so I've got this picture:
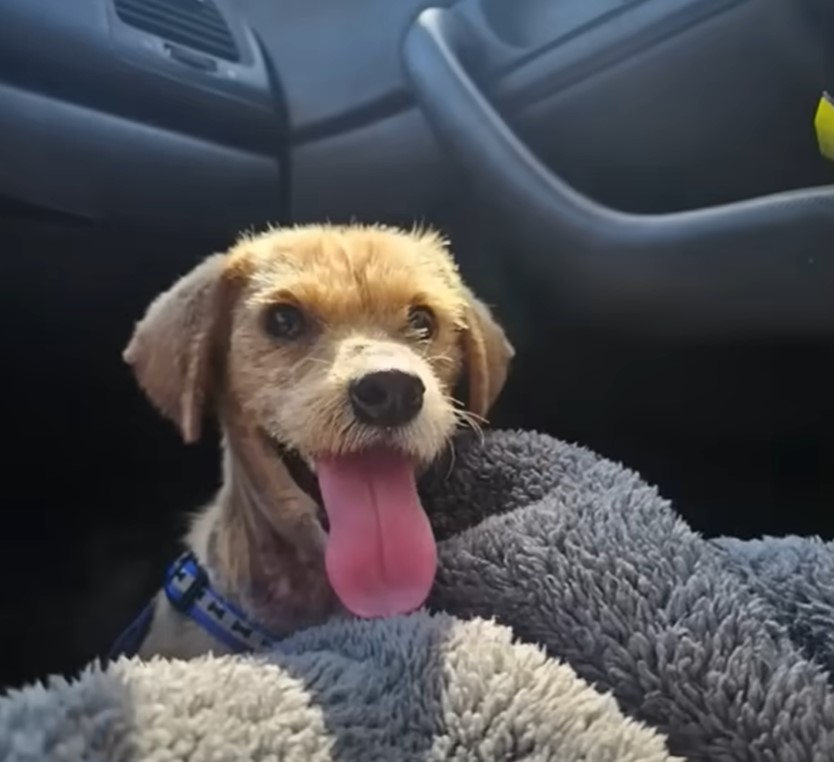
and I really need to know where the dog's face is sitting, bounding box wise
[125,225,513,462]
[227,227,472,466]
[124,225,514,620]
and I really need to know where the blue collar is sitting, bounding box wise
[108,552,279,660]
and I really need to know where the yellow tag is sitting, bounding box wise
[815,92,834,161]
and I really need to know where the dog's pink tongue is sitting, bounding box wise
[315,450,437,618]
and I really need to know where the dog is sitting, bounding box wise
[117,224,514,660]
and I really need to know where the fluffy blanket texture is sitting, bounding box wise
[2,430,834,761]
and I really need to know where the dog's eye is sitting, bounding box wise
[407,306,436,339]
[264,303,306,340]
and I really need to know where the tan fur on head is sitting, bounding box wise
[124,224,513,460]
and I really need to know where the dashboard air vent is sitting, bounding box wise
[114,0,239,62]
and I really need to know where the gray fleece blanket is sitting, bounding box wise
[3,430,834,762]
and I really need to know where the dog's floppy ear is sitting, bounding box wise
[460,289,515,419]
[123,254,235,443]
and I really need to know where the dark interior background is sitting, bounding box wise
[1,0,833,692]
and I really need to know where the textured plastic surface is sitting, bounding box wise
[238,0,456,140]
[0,83,282,234]
[0,0,285,232]
[487,0,833,211]
[288,0,830,223]
[0,0,281,152]
[477,0,642,49]
[403,7,834,338]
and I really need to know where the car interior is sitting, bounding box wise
[1,0,833,692]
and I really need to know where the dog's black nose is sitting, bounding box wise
[349,370,425,427]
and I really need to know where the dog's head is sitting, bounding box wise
[124,225,513,618]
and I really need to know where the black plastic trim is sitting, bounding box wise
[0,82,282,234]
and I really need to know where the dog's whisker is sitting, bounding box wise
[444,441,457,481]
[424,354,455,366]
[449,396,489,426]
[291,356,331,371]
[453,409,486,445]
[454,412,483,436]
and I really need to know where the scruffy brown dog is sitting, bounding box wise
[121,224,513,659]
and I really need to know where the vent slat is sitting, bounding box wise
[114,0,239,63]
[119,0,228,35]
[118,6,235,49]
[119,12,236,59]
